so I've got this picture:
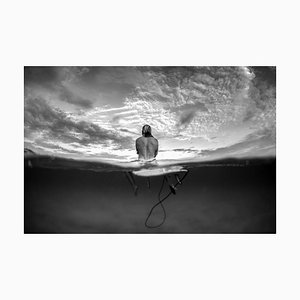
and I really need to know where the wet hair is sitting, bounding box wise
[142,124,152,137]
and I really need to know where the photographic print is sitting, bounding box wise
[24,66,276,233]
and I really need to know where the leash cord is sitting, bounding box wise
[144,170,189,228]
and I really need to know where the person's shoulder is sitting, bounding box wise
[136,136,143,143]
[151,137,158,144]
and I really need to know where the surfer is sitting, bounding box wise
[126,125,158,195]
[135,124,158,161]
[126,124,177,195]
[137,125,177,193]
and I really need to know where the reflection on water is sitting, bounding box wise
[24,151,275,172]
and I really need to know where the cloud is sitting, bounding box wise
[25,67,141,109]
[24,97,134,155]
[121,67,259,138]
[24,67,276,160]
[57,86,93,108]
[25,67,94,108]
[200,129,275,159]
[173,102,209,126]
[25,67,58,86]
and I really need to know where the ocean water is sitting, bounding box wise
[24,154,276,233]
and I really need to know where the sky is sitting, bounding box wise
[24,66,276,162]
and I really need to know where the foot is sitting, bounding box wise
[169,184,177,195]
[175,174,182,185]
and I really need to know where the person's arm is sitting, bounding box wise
[154,140,158,157]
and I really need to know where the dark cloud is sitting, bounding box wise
[119,128,139,135]
[243,67,276,123]
[172,102,208,126]
[180,110,197,126]
[58,87,93,108]
[24,67,58,86]
[248,80,276,111]
[24,67,139,108]
[24,97,133,149]
[25,67,94,108]
[249,66,276,86]
[60,67,140,108]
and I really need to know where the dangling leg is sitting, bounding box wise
[125,172,138,196]
[165,175,177,195]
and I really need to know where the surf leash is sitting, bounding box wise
[144,170,189,229]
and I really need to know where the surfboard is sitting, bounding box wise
[132,165,188,177]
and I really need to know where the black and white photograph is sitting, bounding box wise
[24,66,276,233]
[3,1,300,299]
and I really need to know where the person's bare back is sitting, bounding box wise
[135,125,158,160]
[136,136,158,160]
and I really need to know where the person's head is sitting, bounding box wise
[142,124,152,137]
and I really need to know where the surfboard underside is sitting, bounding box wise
[133,166,188,177]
